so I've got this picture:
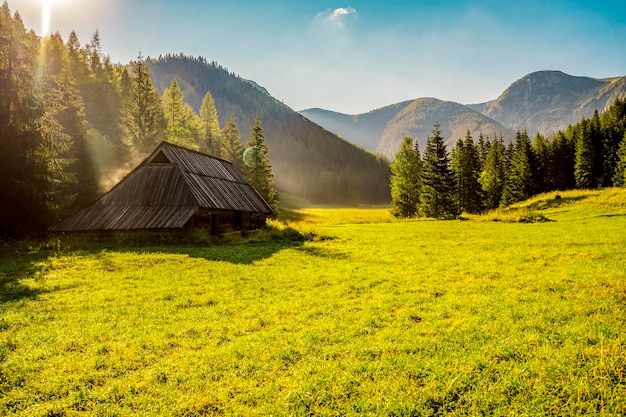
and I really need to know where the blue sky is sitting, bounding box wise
[8,0,626,114]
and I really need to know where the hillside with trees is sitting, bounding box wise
[148,55,391,206]
[0,4,390,237]
[391,99,626,217]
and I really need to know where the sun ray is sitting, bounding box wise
[41,0,52,36]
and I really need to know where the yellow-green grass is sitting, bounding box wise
[1,189,625,416]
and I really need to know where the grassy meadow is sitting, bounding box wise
[1,189,625,416]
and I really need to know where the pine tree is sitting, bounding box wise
[477,133,489,170]
[162,78,201,149]
[244,116,278,211]
[121,53,166,154]
[548,131,576,191]
[0,4,61,234]
[452,131,483,213]
[419,123,458,218]
[199,90,222,156]
[479,136,506,210]
[575,117,596,188]
[221,113,245,171]
[601,98,626,186]
[501,130,535,206]
[532,132,549,193]
[390,136,422,217]
[41,33,99,216]
[614,131,626,187]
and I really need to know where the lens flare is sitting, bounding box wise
[243,146,261,168]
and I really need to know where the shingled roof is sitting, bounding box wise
[49,142,275,232]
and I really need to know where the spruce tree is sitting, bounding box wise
[452,131,483,213]
[548,131,576,191]
[614,132,626,187]
[479,136,506,210]
[162,78,201,149]
[575,117,596,188]
[532,132,549,193]
[221,113,245,171]
[41,33,99,215]
[501,130,535,206]
[390,136,422,218]
[244,116,278,211]
[419,123,458,218]
[121,53,166,154]
[199,90,222,156]
[0,4,60,234]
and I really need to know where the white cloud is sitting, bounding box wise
[314,7,357,29]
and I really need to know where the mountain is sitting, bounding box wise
[301,71,626,159]
[148,55,390,205]
[471,71,626,135]
[301,99,513,159]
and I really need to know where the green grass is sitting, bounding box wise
[1,189,625,416]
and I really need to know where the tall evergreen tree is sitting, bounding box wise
[221,113,245,171]
[501,130,535,206]
[162,78,201,149]
[532,132,549,193]
[614,131,626,187]
[244,116,278,211]
[600,98,626,186]
[477,133,489,170]
[0,4,60,234]
[199,89,222,156]
[452,131,483,213]
[121,53,166,154]
[390,136,422,217]
[548,131,576,191]
[419,123,458,218]
[479,136,506,210]
[575,117,596,188]
[41,33,99,215]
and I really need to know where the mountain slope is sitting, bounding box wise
[301,99,512,159]
[149,56,390,204]
[301,71,626,159]
[476,71,626,134]
[377,98,513,157]
[300,101,412,152]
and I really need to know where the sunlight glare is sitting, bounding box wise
[41,0,69,36]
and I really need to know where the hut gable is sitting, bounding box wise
[49,142,274,232]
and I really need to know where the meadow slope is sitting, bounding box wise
[1,189,625,416]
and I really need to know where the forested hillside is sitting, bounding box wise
[390,99,626,218]
[0,4,390,237]
[148,56,391,206]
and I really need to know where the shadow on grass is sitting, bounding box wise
[527,194,590,211]
[0,249,50,303]
[145,239,306,265]
[50,224,318,266]
[294,245,348,260]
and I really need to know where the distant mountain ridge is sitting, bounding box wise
[473,70,626,134]
[301,99,513,159]
[300,71,626,158]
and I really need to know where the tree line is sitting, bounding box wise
[0,3,275,237]
[391,98,626,218]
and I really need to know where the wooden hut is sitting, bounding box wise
[49,142,275,235]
